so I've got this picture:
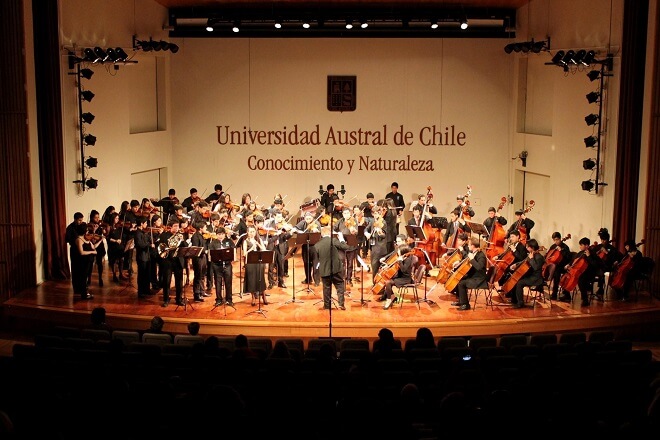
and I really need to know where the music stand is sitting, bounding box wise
[429,216,448,230]
[353,254,371,306]
[234,233,247,298]
[296,232,321,296]
[353,225,367,283]
[466,221,490,247]
[173,246,204,311]
[245,250,274,318]
[283,236,303,304]
[210,248,236,315]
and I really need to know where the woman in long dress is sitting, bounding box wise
[242,225,268,306]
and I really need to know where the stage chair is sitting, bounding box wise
[395,264,426,309]
[632,257,655,300]
[469,266,496,310]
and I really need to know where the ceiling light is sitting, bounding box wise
[585,114,599,126]
[81,90,95,102]
[83,134,97,146]
[232,21,240,33]
[583,159,596,170]
[459,18,468,30]
[302,21,310,29]
[360,20,368,29]
[80,68,94,80]
[81,112,95,124]
[584,136,598,148]
[345,20,353,30]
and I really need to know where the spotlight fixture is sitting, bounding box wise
[572,49,586,65]
[85,157,98,168]
[531,41,547,53]
[83,134,97,146]
[459,17,468,30]
[105,48,119,62]
[168,43,179,54]
[114,47,129,61]
[586,91,600,104]
[80,68,94,80]
[560,50,575,66]
[504,43,515,54]
[587,70,601,81]
[513,43,523,53]
[551,50,565,64]
[81,112,95,124]
[73,178,98,190]
[93,47,108,63]
[83,48,96,62]
[585,114,599,126]
[581,180,595,192]
[582,50,596,65]
[584,136,598,148]
[345,20,353,30]
[583,159,596,170]
[80,90,95,102]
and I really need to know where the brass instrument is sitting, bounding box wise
[159,232,183,258]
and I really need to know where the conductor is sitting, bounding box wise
[315,226,350,310]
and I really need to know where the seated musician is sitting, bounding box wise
[610,239,643,302]
[593,228,622,298]
[455,194,475,219]
[494,229,528,293]
[446,233,470,297]
[545,232,573,301]
[452,237,488,311]
[407,204,424,228]
[563,237,601,306]
[366,208,388,281]
[410,193,437,216]
[294,211,322,285]
[509,238,546,309]
[381,244,416,310]
[443,209,470,246]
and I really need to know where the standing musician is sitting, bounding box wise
[315,226,350,310]
[544,232,573,301]
[453,237,488,311]
[134,216,155,299]
[86,209,106,287]
[507,209,535,239]
[320,184,341,222]
[182,187,200,213]
[494,229,528,292]
[563,237,601,306]
[139,197,159,219]
[159,221,187,307]
[242,223,268,306]
[455,194,475,219]
[378,198,398,254]
[294,211,322,285]
[334,207,359,287]
[445,233,470,297]
[167,204,187,226]
[509,238,546,309]
[148,215,164,292]
[385,182,406,233]
[122,200,141,277]
[483,206,507,235]
[106,212,124,282]
[365,206,388,280]
[593,228,622,299]
[152,188,179,225]
[359,192,376,219]
[381,244,416,310]
[190,220,209,302]
[264,209,293,289]
[353,204,373,261]
[189,200,211,226]
[205,184,224,211]
[208,226,235,307]
[443,209,471,248]
[205,212,223,293]
[410,193,437,218]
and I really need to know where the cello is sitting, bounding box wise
[486,197,508,262]
[542,234,571,272]
[500,259,532,295]
[609,240,644,290]
[491,246,516,284]
[558,253,590,293]
[516,200,535,245]
[371,251,414,295]
[444,257,473,292]
[436,250,463,284]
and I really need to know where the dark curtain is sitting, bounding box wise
[33,0,70,280]
[612,0,648,249]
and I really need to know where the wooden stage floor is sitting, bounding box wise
[3,256,660,344]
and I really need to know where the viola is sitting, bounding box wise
[501,259,532,295]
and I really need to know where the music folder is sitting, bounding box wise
[429,216,448,229]
[173,246,204,258]
[210,248,234,263]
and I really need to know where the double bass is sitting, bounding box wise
[418,186,439,267]
[486,197,508,262]
[609,240,644,290]
[460,185,473,221]
[516,200,535,245]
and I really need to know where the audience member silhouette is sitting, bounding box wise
[87,306,114,332]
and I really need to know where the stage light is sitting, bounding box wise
[80,68,94,80]
[531,41,547,53]
[105,48,119,62]
[587,70,601,81]
[81,90,95,102]
[585,114,599,126]
[581,180,595,192]
[137,40,153,51]
[115,47,129,61]
[504,43,515,54]
[583,159,596,170]
[586,91,600,104]
[360,20,368,29]
[345,20,353,29]
[85,157,98,168]
[302,21,310,29]
[513,43,523,53]
[81,112,95,124]
[83,48,96,62]
[560,50,575,66]
[93,47,108,63]
[584,136,598,148]
[232,21,240,33]
[206,22,214,32]
[83,134,96,146]
[168,43,179,53]
[572,49,586,65]
[551,51,565,64]
[431,19,439,29]
[459,17,468,30]
[74,178,98,190]
[582,50,596,65]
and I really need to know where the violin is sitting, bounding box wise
[258,227,279,237]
